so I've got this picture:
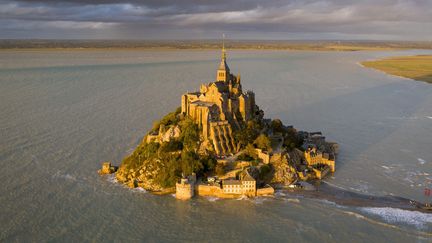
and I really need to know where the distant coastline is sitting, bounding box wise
[1,39,432,51]
[361,55,432,84]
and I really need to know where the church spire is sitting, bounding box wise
[216,33,230,82]
[222,33,226,60]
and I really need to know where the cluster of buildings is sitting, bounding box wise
[175,169,275,200]
[301,132,338,179]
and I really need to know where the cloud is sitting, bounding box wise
[1,0,431,40]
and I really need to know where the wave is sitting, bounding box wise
[105,174,118,183]
[52,171,76,181]
[386,116,418,120]
[283,198,300,203]
[131,187,147,193]
[360,207,432,229]
[418,158,426,165]
[426,116,432,120]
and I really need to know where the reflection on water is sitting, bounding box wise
[0,49,431,242]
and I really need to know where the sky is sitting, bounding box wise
[1,0,432,40]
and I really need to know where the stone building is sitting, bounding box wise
[181,46,257,155]
[98,162,116,175]
[221,170,256,196]
[304,146,335,173]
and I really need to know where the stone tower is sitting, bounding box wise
[216,38,230,82]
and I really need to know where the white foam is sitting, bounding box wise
[52,171,76,181]
[106,174,117,183]
[360,207,432,229]
[381,165,391,170]
[387,116,418,120]
[418,158,426,165]
[284,198,300,203]
[131,187,147,193]
[251,197,268,204]
[205,196,219,202]
[236,195,248,201]
[426,116,432,120]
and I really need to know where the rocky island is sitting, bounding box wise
[106,46,338,200]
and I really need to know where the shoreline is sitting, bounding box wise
[121,177,432,214]
[0,47,405,52]
[360,55,432,84]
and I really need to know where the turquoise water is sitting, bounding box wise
[1,49,432,242]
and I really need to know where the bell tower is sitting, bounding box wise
[216,34,230,82]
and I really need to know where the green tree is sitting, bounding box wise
[259,164,272,179]
[283,127,301,151]
[180,151,203,176]
[254,134,272,152]
[159,140,183,153]
[179,118,199,151]
[271,119,284,133]
[234,120,260,147]
[215,163,225,176]
[154,153,181,188]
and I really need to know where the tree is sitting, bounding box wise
[179,118,199,151]
[283,127,301,150]
[159,140,183,153]
[254,134,272,152]
[180,151,203,176]
[271,119,283,133]
[234,120,260,148]
[200,155,217,172]
[215,163,225,176]
[259,164,272,179]
[155,154,181,188]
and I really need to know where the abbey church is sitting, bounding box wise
[181,46,257,155]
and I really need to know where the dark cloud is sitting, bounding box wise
[1,0,431,40]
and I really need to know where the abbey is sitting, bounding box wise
[111,44,339,199]
[181,47,256,155]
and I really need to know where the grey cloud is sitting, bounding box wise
[1,0,431,40]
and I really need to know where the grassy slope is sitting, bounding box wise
[362,55,432,84]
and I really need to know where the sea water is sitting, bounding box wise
[1,49,432,242]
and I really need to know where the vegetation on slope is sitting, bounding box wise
[118,108,221,189]
[117,104,305,190]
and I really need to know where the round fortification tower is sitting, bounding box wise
[175,178,194,200]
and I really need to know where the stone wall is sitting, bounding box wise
[256,186,275,196]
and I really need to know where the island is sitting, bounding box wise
[362,55,432,84]
[103,45,338,200]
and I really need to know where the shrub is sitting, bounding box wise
[215,163,225,176]
[259,164,271,179]
[254,134,272,152]
[179,118,199,151]
[270,119,283,133]
[159,140,183,153]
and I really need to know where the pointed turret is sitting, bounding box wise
[216,35,230,82]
